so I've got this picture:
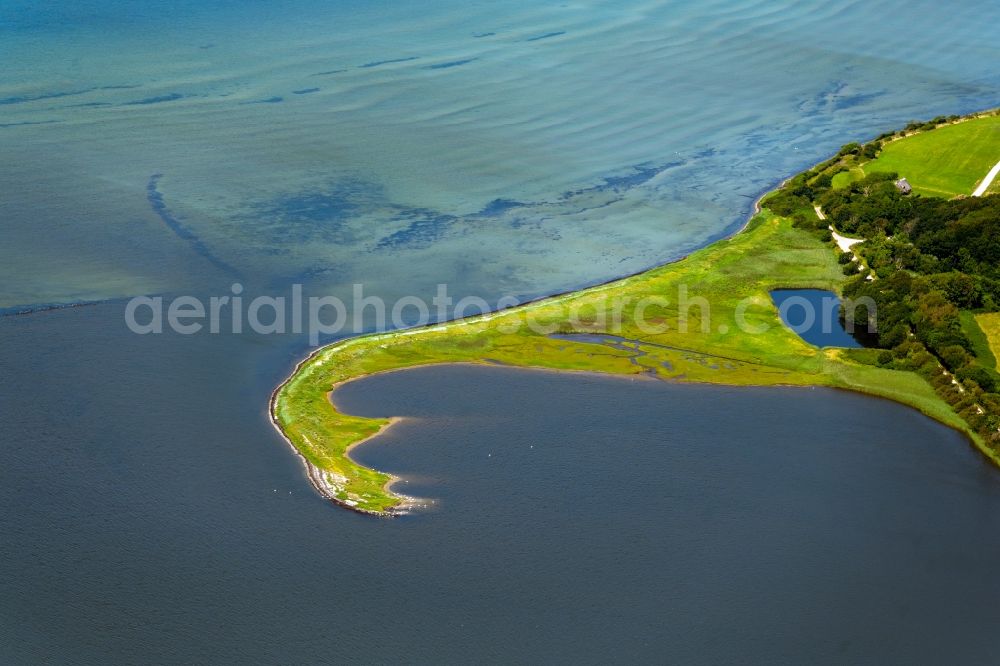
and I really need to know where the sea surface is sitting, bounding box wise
[2,1,1000,663]
[5,324,1000,664]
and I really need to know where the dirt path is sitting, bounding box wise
[815,206,864,253]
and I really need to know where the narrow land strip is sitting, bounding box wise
[273,109,1000,515]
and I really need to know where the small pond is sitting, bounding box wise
[770,289,863,348]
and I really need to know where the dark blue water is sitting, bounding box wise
[4,305,1000,663]
[772,289,863,348]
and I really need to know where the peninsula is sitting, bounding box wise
[272,109,1000,515]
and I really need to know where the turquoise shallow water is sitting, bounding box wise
[2,0,999,309]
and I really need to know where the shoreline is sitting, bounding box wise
[268,352,417,517]
[271,107,1000,516]
[267,178,786,517]
[271,357,664,516]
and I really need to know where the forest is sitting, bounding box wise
[764,139,1000,446]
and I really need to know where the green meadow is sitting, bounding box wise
[831,166,865,189]
[863,114,1000,197]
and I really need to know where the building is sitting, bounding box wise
[895,177,912,195]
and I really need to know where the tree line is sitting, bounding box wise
[764,132,1000,447]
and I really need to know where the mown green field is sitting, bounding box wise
[831,167,864,189]
[273,208,972,514]
[863,114,1000,197]
[976,313,1000,371]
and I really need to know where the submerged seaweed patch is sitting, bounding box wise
[600,163,681,191]
[561,160,684,200]
[237,158,693,255]
[375,211,458,250]
[525,31,566,42]
[478,199,525,216]
[0,88,94,105]
[0,119,60,128]
[359,56,421,69]
[426,58,477,70]
[124,93,184,106]
[147,174,241,277]
[249,179,386,245]
[798,81,886,116]
[241,96,284,105]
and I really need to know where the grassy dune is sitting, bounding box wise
[272,209,969,514]
[863,114,1000,197]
